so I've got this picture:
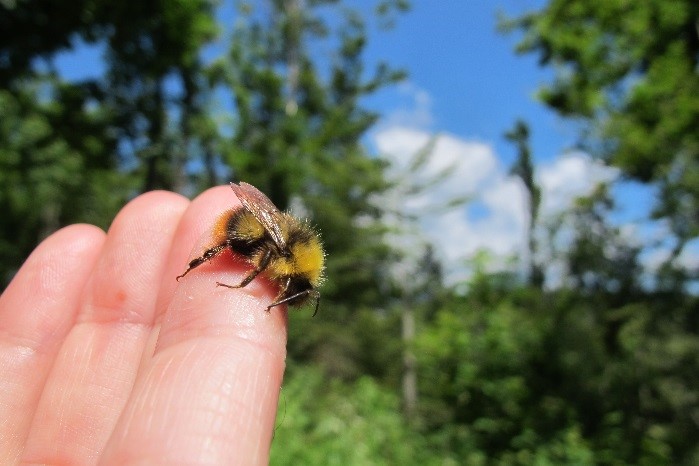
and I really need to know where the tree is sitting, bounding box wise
[497,9,699,460]
[502,1,699,274]
[0,81,121,284]
[0,0,218,285]
[0,0,123,283]
[505,119,543,287]
[101,0,218,192]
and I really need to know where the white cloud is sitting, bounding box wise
[375,125,526,283]
[538,152,619,216]
[376,127,498,198]
[371,84,622,285]
[678,244,699,272]
[639,224,699,275]
[380,82,435,130]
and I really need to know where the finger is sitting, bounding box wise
[0,224,105,464]
[101,185,287,465]
[21,191,189,465]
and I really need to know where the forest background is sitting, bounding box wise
[1,0,697,464]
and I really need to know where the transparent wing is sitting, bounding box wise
[230,182,287,250]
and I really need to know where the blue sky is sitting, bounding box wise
[52,1,692,283]
[363,0,570,163]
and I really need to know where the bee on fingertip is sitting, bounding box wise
[176,182,326,316]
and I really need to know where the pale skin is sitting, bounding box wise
[0,186,287,465]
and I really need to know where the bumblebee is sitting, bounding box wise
[177,182,325,316]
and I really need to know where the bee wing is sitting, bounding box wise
[230,182,287,250]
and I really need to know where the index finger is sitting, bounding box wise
[101,186,287,465]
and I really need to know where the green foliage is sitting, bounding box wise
[490,10,699,459]
[286,307,403,382]
[0,81,125,283]
[412,274,699,465]
[0,0,218,284]
[270,365,440,466]
[550,184,644,296]
[215,0,403,204]
[102,0,218,192]
[501,0,699,261]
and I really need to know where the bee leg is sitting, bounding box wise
[265,278,291,313]
[267,289,321,317]
[176,243,228,281]
[216,249,272,290]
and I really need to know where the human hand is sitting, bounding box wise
[0,186,286,465]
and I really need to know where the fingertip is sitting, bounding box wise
[107,190,189,234]
[0,222,107,375]
[162,265,288,352]
[174,185,241,252]
[42,223,106,254]
[2,224,106,304]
